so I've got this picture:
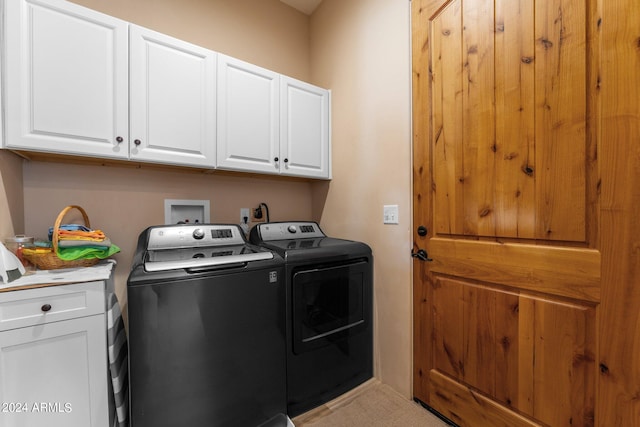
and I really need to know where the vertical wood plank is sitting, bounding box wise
[433,0,464,236]
[462,284,496,395]
[412,0,447,403]
[432,277,464,380]
[534,0,587,242]
[494,291,521,408]
[585,0,600,250]
[531,297,595,426]
[598,0,640,424]
[462,0,496,237]
[517,297,535,415]
[494,0,536,239]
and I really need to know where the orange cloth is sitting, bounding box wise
[57,229,106,241]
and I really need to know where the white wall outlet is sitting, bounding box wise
[240,208,250,224]
[383,204,399,224]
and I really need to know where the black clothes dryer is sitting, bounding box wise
[250,221,373,417]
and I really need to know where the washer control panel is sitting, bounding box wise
[146,224,244,250]
[254,222,325,241]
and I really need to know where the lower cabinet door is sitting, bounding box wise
[0,314,108,427]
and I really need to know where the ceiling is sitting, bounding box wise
[279,0,323,15]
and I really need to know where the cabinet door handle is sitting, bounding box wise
[116,136,123,143]
[274,157,279,162]
[284,158,289,163]
[134,139,141,146]
[41,304,52,312]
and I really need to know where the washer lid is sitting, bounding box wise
[137,224,275,272]
[144,248,273,272]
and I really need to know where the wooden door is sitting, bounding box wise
[412,0,640,426]
[412,0,640,427]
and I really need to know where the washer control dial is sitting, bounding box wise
[192,228,205,240]
[287,225,297,234]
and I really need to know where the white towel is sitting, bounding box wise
[107,293,129,427]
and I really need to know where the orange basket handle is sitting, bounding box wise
[52,205,91,253]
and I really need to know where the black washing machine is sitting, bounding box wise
[249,221,373,417]
[127,224,289,427]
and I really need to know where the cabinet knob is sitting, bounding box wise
[284,158,289,163]
[134,139,141,146]
[41,304,52,312]
[274,157,279,162]
[116,136,123,143]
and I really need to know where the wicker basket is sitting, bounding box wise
[23,205,101,270]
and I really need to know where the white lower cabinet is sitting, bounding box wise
[0,282,109,427]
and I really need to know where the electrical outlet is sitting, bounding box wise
[383,205,399,224]
[240,208,250,224]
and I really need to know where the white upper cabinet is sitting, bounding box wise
[280,76,330,179]
[216,55,331,179]
[129,25,217,167]
[4,0,129,158]
[2,0,330,178]
[216,54,280,174]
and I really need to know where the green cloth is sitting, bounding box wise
[57,244,120,261]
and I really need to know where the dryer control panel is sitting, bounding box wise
[252,222,325,241]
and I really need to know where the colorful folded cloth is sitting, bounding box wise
[48,224,92,240]
[22,244,121,261]
[58,237,112,249]
[22,247,52,256]
[58,229,106,240]
[56,244,121,261]
[42,224,120,261]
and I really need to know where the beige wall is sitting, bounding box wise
[70,0,311,81]
[0,151,24,237]
[310,0,413,397]
[23,162,314,308]
[2,0,415,401]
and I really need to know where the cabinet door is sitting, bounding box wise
[280,77,331,179]
[216,54,280,174]
[129,25,217,167]
[4,0,129,159]
[0,315,109,427]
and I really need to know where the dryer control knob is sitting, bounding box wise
[193,228,205,240]
[287,225,297,234]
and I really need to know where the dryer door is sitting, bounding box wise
[292,259,371,354]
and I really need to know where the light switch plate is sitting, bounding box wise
[383,205,399,224]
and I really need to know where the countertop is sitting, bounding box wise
[0,260,116,292]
